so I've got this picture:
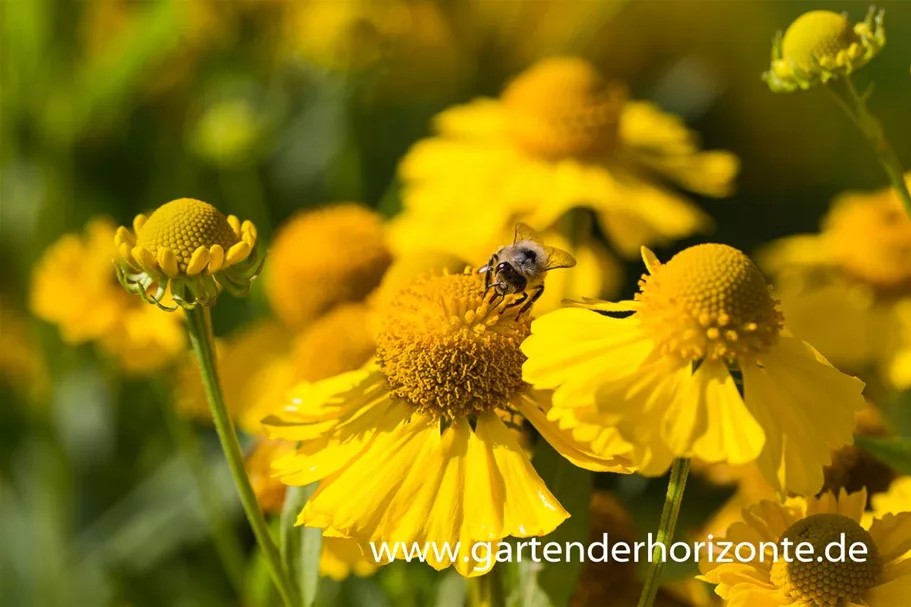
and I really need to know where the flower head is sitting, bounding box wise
[700,488,911,607]
[266,204,391,328]
[764,7,885,92]
[759,175,911,388]
[114,198,262,310]
[264,271,632,576]
[522,243,866,495]
[31,217,185,373]
[392,55,739,266]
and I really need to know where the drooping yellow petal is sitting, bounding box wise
[867,513,911,564]
[687,361,765,465]
[299,412,439,535]
[474,412,569,538]
[514,391,632,473]
[744,336,864,495]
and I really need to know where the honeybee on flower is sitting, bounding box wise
[480,223,577,317]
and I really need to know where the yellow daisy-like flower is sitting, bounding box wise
[522,243,866,496]
[763,7,885,93]
[392,56,739,262]
[699,488,911,607]
[263,271,633,577]
[30,217,185,373]
[759,176,911,388]
[114,198,262,310]
[266,204,391,329]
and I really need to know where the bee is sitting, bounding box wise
[479,223,577,317]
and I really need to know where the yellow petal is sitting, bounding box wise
[132,246,158,274]
[114,225,135,247]
[186,246,210,276]
[514,392,632,473]
[473,412,568,538]
[744,336,865,495]
[865,558,911,606]
[133,213,148,233]
[867,513,911,564]
[227,214,241,238]
[157,247,178,278]
[687,361,765,465]
[522,309,652,411]
[641,246,660,274]
[208,244,225,273]
[300,412,439,537]
[225,241,250,266]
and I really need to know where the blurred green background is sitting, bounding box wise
[3,1,911,606]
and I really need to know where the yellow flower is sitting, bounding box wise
[764,7,885,93]
[191,97,264,166]
[871,477,911,517]
[266,204,391,329]
[759,176,911,388]
[114,198,262,310]
[320,537,378,581]
[246,437,298,515]
[263,271,632,577]
[699,488,911,607]
[522,243,866,496]
[392,56,739,261]
[30,217,185,373]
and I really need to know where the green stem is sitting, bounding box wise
[840,76,911,216]
[467,566,505,607]
[160,388,246,592]
[185,305,299,607]
[636,457,691,607]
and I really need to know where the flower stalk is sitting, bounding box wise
[826,75,911,217]
[636,457,691,607]
[468,567,505,607]
[185,305,299,607]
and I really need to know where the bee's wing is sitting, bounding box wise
[543,246,577,270]
[514,222,544,245]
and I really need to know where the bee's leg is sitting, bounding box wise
[517,285,545,317]
[503,291,528,310]
[486,283,505,303]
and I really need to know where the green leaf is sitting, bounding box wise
[281,484,323,607]
[532,441,594,607]
[856,436,911,475]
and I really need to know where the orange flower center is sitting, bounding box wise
[636,244,782,363]
[501,57,626,160]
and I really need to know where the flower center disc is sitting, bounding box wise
[636,244,782,363]
[769,513,881,606]
[502,57,626,160]
[376,273,530,419]
[136,198,240,271]
[781,10,858,72]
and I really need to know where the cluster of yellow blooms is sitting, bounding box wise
[26,5,911,606]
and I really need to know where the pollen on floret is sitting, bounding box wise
[769,513,881,605]
[636,244,783,364]
[501,57,627,160]
[375,272,530,419]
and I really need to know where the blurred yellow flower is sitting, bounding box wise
[759,176,911,388]
[114,198,262,310]
[764,8,885,93]
[0,301,47,400]
[175,321,290,426]
[191,97,265,166]
[264,272,632,577]
[266,204,391,329]
[392,56,739,262]
[280,0,462,98]
[246,437,298,515]
[320,537,378,581]
[30,217,185,374]
[871,476,911,517]
[699,488,911,607]
[522,243,866,495]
